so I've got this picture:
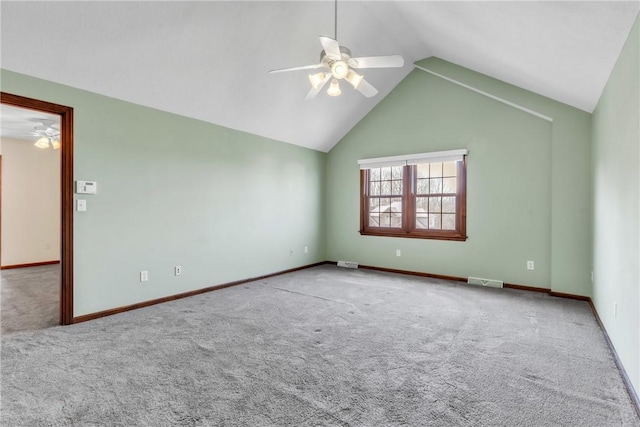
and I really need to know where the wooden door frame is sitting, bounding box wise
[1,92,74,325]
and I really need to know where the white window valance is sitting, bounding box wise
[357,149,468,170]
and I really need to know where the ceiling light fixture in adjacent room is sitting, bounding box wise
[34,136,51,149]
[33,136,61,150]
[30,119,61,150]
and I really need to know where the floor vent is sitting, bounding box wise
[468,276,503,288]
[337,261,359,269]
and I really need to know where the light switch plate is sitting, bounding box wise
[77,199,87,211]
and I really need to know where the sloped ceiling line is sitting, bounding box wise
[414,64,554,123]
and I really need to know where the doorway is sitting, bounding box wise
[0,92,74,328]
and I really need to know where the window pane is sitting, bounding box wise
[381,181,391,195]
[374,197,391,228]
[391,180,403,195]
[417,179,429,194]
[429,162,443,178]
[370,181,380,196]
[429,197,441,213]
[442,214,456,230]
[443,177,457,193]
[392,166,403,180]
[390,197,402,228]
[428,214,441,229]
[380,212,392,227]
[381,167,391,180]
[417,164,429,179]
[416,211,428,229]
[369,198,380,212]
[416,196,428,211]
[442,161,457,177]
[442,197,456,213]
[429,178,442,194]
[370,168,381,181]
[380,197,391,211]
[391,197,402,213]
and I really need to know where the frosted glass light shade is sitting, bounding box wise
[34,137,50,149]
[308,72,326,89]
[346,70,364,89]
[327,79,341,97]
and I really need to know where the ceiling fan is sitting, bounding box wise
[269,1,404,99]
[28,118,61,149]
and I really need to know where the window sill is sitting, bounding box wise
[359,229,468,241]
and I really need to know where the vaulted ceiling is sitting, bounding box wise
[1,1,638,152]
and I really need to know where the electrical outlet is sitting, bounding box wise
[614,302,617,318]
[527,261,534,270]
[140,271,148,282]
[591,271,594,282]
[396,249,401,257]
[175,265,182,276]
[304,246,308,254]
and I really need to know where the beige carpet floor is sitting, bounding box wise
[1,264,59,335]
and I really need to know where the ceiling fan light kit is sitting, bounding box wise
[327,79,342,97]
[346,70,363,89]
[269,0,404,99]
[34,136,52,149]
[30,119,61,150]
[309,72,326,89]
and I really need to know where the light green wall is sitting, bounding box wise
[1,70,326,316]
[327,58,592,294]
[592,14,639,393]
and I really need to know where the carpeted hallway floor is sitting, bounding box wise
[1,265,638,426]
[1,264,60,334]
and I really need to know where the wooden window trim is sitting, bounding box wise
[359,158,467,241]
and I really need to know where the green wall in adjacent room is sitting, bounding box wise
[592,14,640,393]
[1,69,327,316]
[326,58,592,295]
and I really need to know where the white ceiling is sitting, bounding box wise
[1,1,638,152]
[0,104,59,142]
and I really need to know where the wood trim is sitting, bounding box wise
[72,261,331,324]
[1,260,60,270]
[1,92,74,325]
[503,283,551,293]
[548,291,590,301]
[587,299,640,419]
[358,263,468,283]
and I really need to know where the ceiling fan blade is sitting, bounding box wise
[349,55,404,69]
[270,63,324,74]
[304,74,332,100]
[319,36,342,60]
[357,78,379,98]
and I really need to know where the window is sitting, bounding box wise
[359,150,467,241]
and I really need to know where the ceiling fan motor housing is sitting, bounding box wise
[320,46,352,65]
